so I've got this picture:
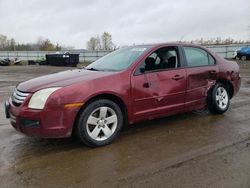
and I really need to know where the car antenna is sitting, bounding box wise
[179,34,186,43]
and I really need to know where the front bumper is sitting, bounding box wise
[5,98,80,138]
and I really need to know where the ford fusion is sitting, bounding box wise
[5,43,241,147]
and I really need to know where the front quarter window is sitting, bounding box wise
[86,47,149,71]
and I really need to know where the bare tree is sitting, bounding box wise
[101,32,114,50]
[0,34,7,50]
[86,36,101,50]
[86,32,115,51]
[10,38,16,51]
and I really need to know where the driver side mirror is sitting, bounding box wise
[140,67,145,74]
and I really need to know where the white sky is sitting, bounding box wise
[0,0,249,48]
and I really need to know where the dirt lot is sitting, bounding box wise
[1,62,250,188]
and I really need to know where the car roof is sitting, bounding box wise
[132,42,205,49]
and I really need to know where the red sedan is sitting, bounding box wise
[5,43,241,147]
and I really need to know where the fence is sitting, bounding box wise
[206,43,250,59]
[0,50,111,62]
[0,43,250,62]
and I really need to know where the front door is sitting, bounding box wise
[131,46,187,121]
[131,72,159,120]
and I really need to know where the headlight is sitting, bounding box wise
[28,87,61,109]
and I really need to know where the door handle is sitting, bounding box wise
[209,70,217,75]
[172,75,184,80]
[143,82,151,88]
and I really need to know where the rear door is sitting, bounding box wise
[182,46,218,111]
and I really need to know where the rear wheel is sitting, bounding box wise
[208,83,230,114]
[75,99,123,147]
[241,56,247,61]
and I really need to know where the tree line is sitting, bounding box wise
[0,32,116,51]
[189,37,250,45]
[1,32,250,52]
[0,34,62,51]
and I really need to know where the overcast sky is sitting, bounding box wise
[0,0,249,49]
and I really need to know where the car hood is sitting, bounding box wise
[17,69,116,93]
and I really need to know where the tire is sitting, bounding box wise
[75,99,123,147]
[208,83,230,114]
[241,56,247,61]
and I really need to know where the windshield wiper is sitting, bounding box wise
[85,67,100,71]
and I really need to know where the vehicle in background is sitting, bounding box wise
[5,43,241,147]
[35,57,47,65]
[13,58,22,65]
[235,47,250,60]
[0,58,11,66]
[233,49,240,60]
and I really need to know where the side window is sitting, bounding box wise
[135,47,179,74]
[208,54,216,65]
[184,47,210,67]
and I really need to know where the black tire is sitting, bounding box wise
[75,99,123,147]
[241,56,247,61]
[207,83,230,114]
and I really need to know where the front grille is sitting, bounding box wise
[12,88,30,106]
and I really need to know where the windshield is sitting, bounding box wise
[86,47,149,71]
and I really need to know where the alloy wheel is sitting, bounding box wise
[215,87,229,110]
[86,106,118,141]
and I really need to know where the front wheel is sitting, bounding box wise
[208,83,230,114]
[75,99,123,147]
